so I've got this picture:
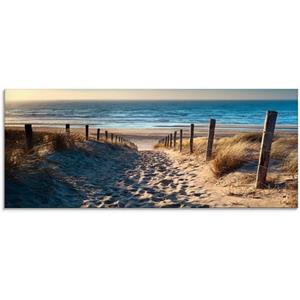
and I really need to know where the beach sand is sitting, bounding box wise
[5,126,297,208]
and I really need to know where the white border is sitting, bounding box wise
[0,1,299,299]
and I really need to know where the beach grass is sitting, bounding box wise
[5,129,136,173]
[158,132,298,179]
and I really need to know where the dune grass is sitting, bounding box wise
[5,129,137,174]
[211,142,256,177]
[5,130,80,172]
[157,132,298,179]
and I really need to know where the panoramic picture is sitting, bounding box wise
[4,89,298,208]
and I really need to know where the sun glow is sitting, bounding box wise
[5,89,298,102]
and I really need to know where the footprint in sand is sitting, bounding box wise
[78,149,209,208]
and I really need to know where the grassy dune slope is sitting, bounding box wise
[5,130,137,208]
[156,132,298,207]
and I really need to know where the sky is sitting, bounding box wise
[5,89,298,102]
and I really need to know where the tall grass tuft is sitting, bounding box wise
[211,142,253,177]
[52,133,76,151]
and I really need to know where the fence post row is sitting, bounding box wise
[206,119,216,161]
[22,124,135,150]
[170,133,173,148]
[190,123,194,154]
[25,124,33,149]
[256,110,278,189]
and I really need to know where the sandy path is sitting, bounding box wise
[80,149,209,208]
[114,151,209,208]
[6,141,209,208]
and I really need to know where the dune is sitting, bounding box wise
[5,128,298,208]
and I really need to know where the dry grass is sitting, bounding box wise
[5,130,81,173]
[283,151,298,175]
[5,129,137,173]
[211,142,255,177]
[51,133,77,151]
[179,137,207,156]
[271,136,298,176]
[271,136,297,159]
[156,132,298,179]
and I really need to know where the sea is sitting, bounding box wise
[5,100,298,128]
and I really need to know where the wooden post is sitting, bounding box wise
[164,137,167,147]
[97,128,100,141]
[206,119,216,161]
[170,133,173,148]
[256,111,278,188]
[85,125,89,140]
[167,135,170,147]
[66,124,70,134]
[25,124,33,149]
[190,124,194,154]
[111,133,114,142]
[179,129,183,152]
[105,130,108,141]
[174,131,177,149]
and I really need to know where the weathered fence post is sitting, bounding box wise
[206,119,216,161]
[25,124,33,149]
[66,124,70,134]
[97,128,100,141]
[170,133,173,148]
[111,133,114,142]
[179,129,183,152]
[166,135,169,147]
[256,111,278,188]
[85,125,89,140]
[190,124,194,154]
[174,131,177,149]
[164,137,167,147]
[115,135,118,143]
[105,130,108,141]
